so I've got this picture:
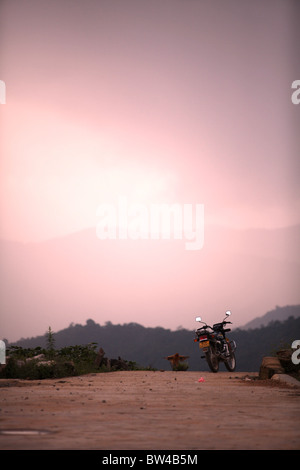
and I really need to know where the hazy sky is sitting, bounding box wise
[0,1,300,341]
[1,0,299,243]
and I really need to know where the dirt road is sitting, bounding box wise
[0,371,299,450]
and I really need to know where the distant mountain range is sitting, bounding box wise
[240,305,300,330]
[1,224,299,342]
[10,305,300,372]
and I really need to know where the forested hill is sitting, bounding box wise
[240,305,300,330]
[10,313,300,372]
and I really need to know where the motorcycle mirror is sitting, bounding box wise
[225,310,231,316]
[195,316,202,322]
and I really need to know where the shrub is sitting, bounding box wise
[1,343,99,379]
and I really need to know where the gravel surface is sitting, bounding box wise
[0,371,299,450]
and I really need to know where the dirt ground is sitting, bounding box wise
[0,371,299,450]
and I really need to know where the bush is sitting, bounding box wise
[0,342,153,379]
[0,357,78,380]
[0,343,99,380]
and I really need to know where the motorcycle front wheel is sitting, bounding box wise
[224,352,236,372]
[205,347,219,373]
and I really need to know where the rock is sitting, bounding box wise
[94,348,129,371]
[259,356,285,380]
[94,348,112,369]
[36,360,55,367]
[94,348,106,367]
[271,374,300,388]
[276,349,300,374]
[26,354,46,363]
[110,357,129,371]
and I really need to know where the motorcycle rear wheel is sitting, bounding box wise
[205,348,219,373]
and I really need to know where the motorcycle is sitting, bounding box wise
[194,310,237,372]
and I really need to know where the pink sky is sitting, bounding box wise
[0,1,299,340]
[0,0,299,243]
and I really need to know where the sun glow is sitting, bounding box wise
[98,167,176,206]
[95,167,182,242]
[0,101,179,241]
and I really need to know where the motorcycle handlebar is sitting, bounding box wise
[195,320,232,332]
